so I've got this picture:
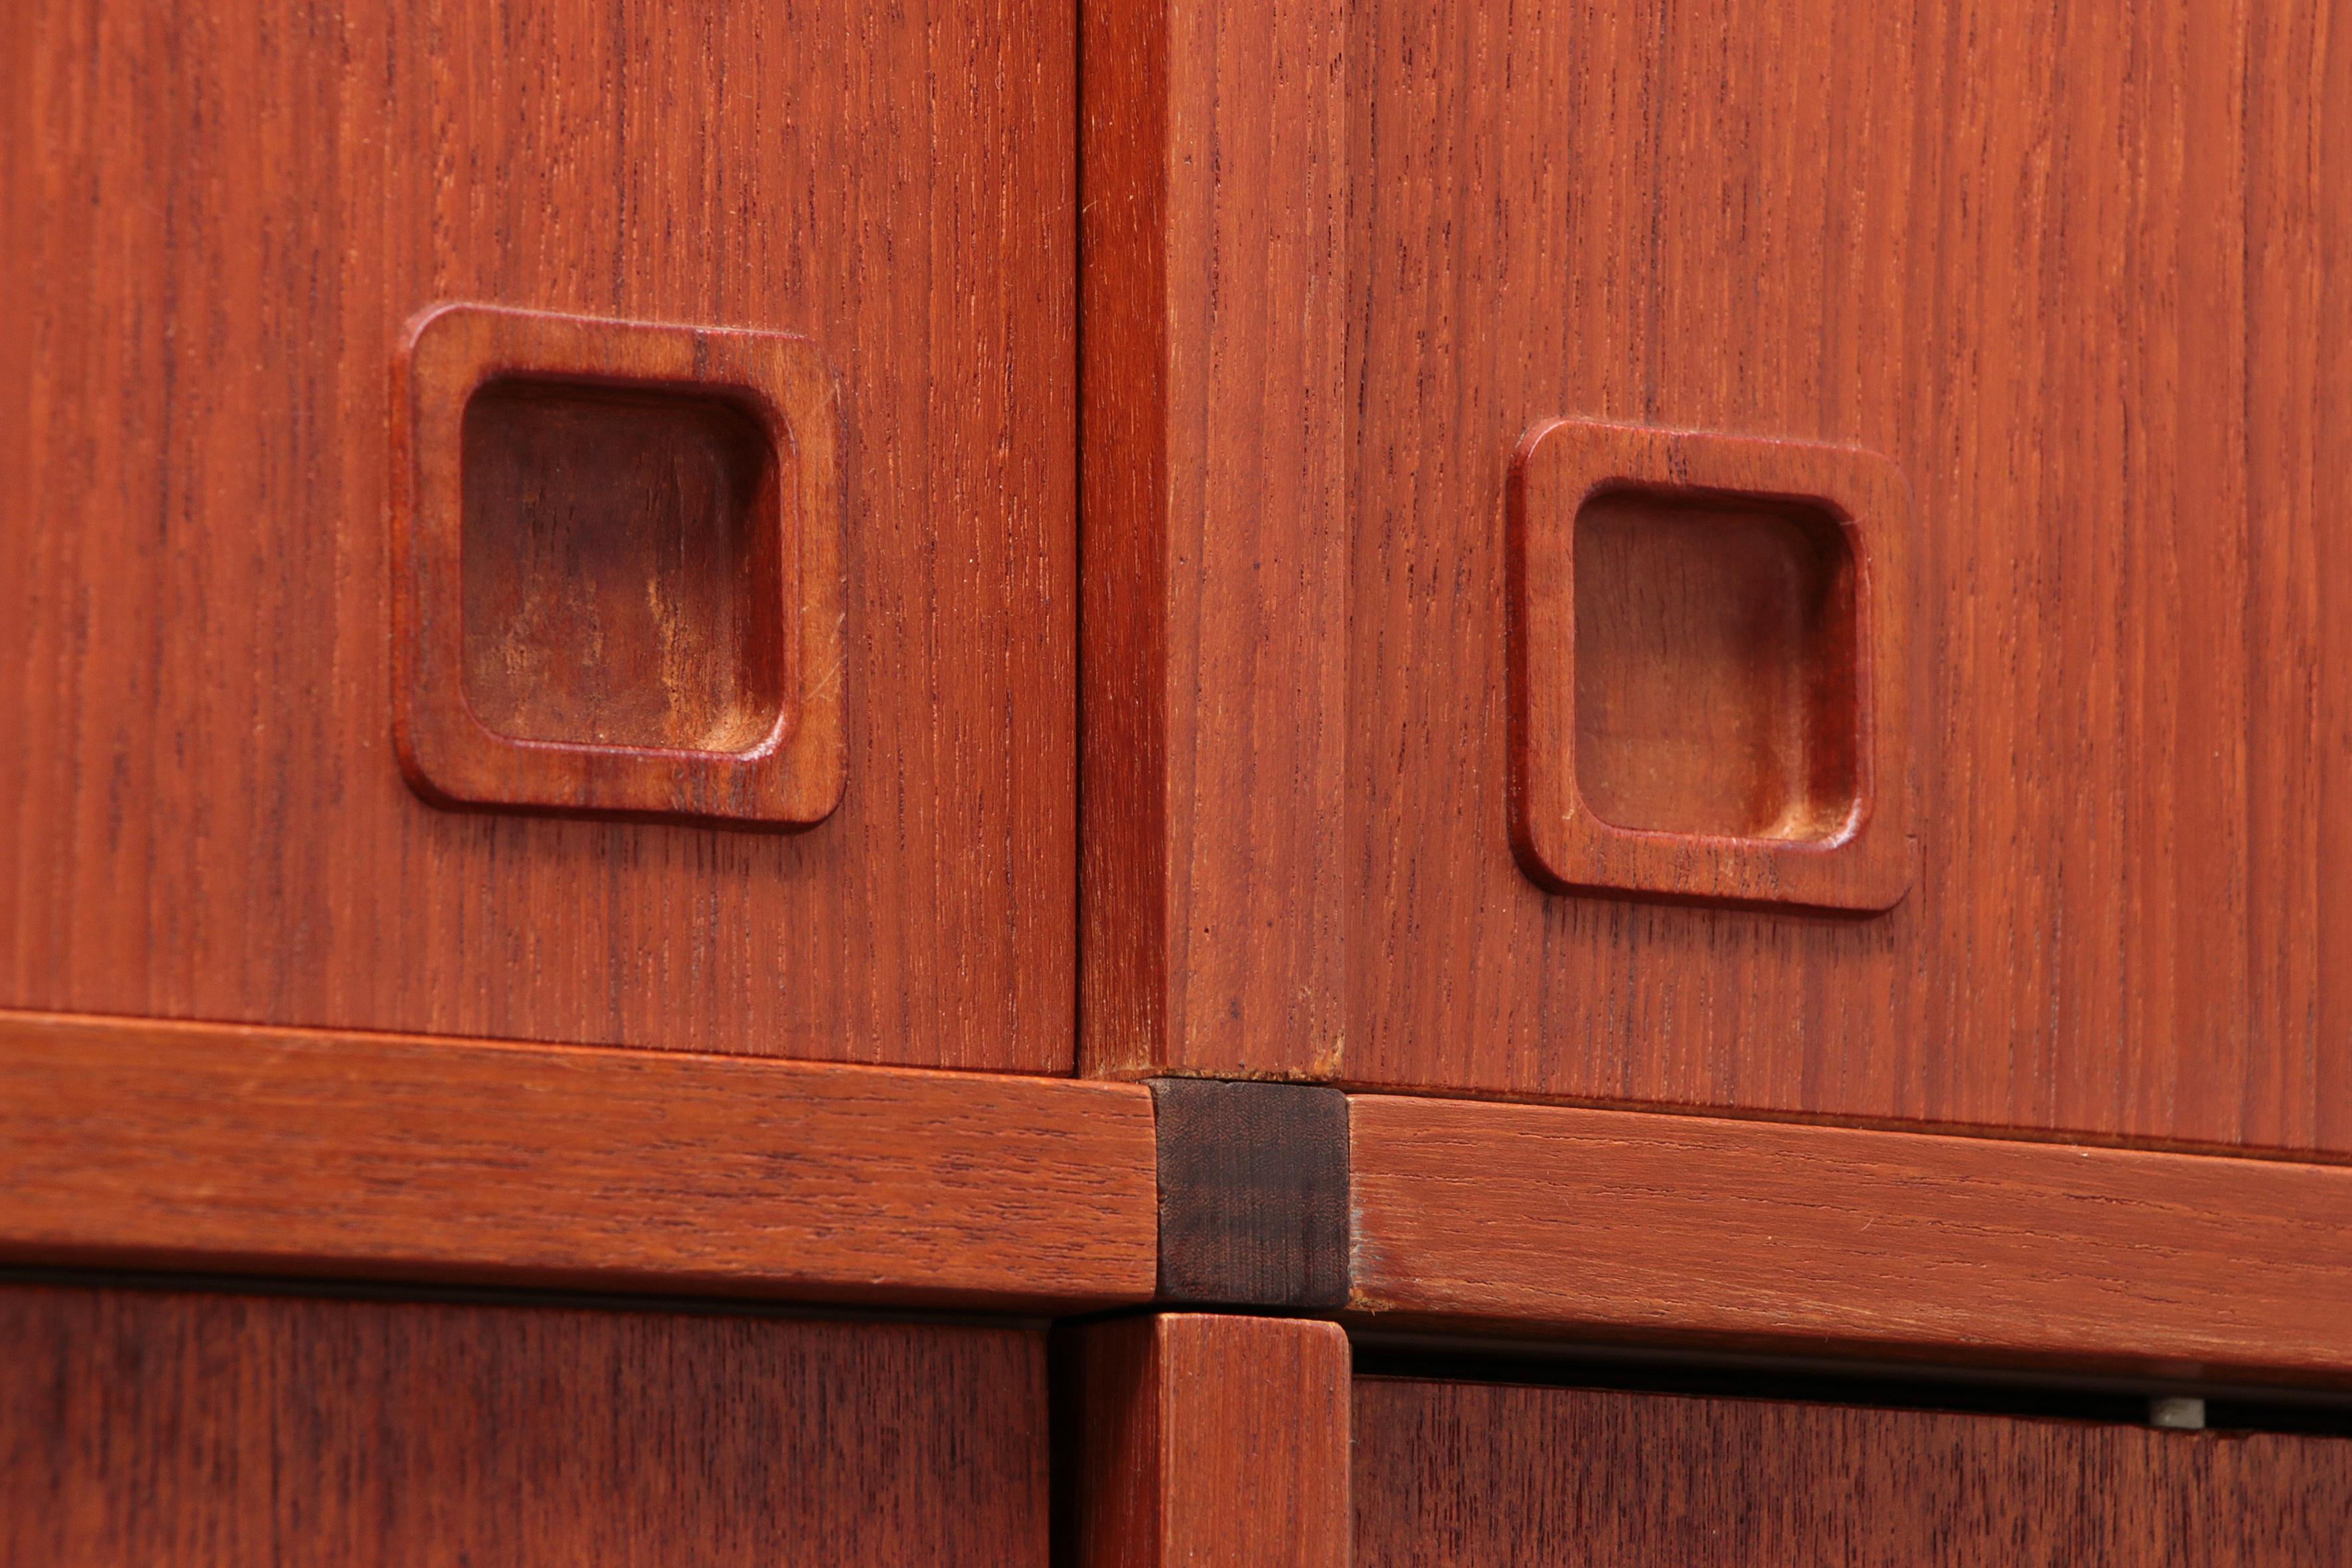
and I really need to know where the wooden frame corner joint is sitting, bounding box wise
[1150,1078,1350,1310]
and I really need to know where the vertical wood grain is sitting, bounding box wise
[1353,1376,2352,1566]
[1081,0,1349,1079]
[1054,1313,1351,1568]
[1343,0,2352,1152]
[0,0,1073,1067]
[0,1283,1048,1566]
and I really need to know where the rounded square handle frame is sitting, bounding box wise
[391,303,845,828]
[1506,418,1915,913]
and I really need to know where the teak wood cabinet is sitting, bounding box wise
[5,0,2351,1561]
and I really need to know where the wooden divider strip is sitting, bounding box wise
[1054,1313,1351,1568]
[0,1010,1158,1310]
[1078,0,1350,1080]
[1350,1093,2352,1383]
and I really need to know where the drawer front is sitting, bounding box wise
[1081,0,2349,1155]
[1342,0,2347,1144]
[0,1283,1048,1566]
[0,0,1074,1069]
[1354,1376,2352,1566]
[1341,0,2348,1148]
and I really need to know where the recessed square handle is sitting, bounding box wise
[392,303,844,827]
[1507,419,1914,912]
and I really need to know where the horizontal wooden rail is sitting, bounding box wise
[13,1013,2352,1383]
[0,1012,1157,1311]
[1348,1094,2352,1385]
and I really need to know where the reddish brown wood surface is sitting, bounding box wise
[1354,1376,2352,1566]
[1054,1313,1351,1568]
[1350,1093,2352,1383]
[1079,0,1349,1079]
[0,0,1073,1067]
[1336,0,2352,1150]
[0,1011,1156,1310]
[1508,418,1913,911]
[394,303,844,824]
[0,1283,1047,1567]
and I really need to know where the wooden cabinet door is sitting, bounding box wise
[1081,0,2349,1156]
[0,1283,1048,1565]
[1354,1375,2352,1566]
[1344,0,2349,1150]
[0,0,1074,1071]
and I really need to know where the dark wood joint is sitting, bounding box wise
[1150,1079,1350,1310]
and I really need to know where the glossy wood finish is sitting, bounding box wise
[0,1011,1155,1310]
[1354,1376,2352,1566]
[0,1283,1047,1567]
[1079,0,1349,1079]
[0,0,1073,1067]
[1054,1314,1350,1568]
[1342,0,2352,1149]
[1510,419,1913,911]
[1349,1093,2352,1384]
[395,304,844,824]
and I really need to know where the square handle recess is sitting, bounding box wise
[392,303,844,827]
[1508,419,1914,913]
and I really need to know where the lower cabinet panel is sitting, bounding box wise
[0,1283,1046,1566]
[1354,1376,2352,1567]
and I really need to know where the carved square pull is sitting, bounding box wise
[1508,419,1914,911]
[392,304,844,826]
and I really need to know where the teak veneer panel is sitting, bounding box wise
[0,1284,1048,1567]
[0,1011,1156,1310]
[1080,0,1349,1079]
[1349,1094,2352,1384]
[0,0,1073,1067]
[1080,0,2349,1156]
[1054,1314,1351,1568]
[1354,1377,2352,1567]
[1341,0,2352,1147]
